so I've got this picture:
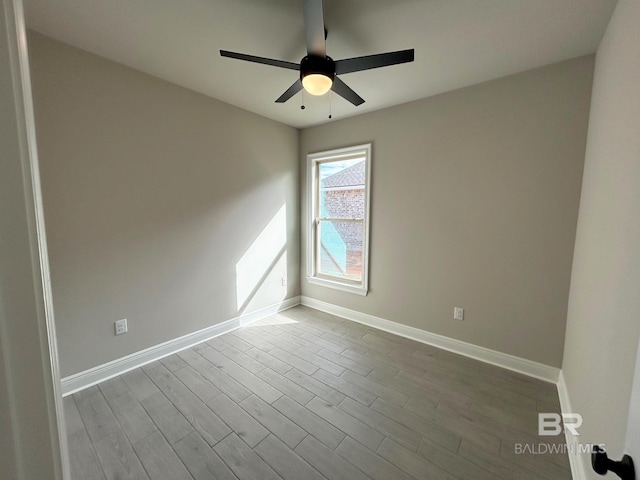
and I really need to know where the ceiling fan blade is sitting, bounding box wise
[331,77,364,106]
[220,50,299,71]
[335,49,414,75]
[275,79,303,103]
[302,0,326,57]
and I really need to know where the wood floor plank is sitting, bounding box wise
[293,347,346,376]
[213,433,281,480]
[200,364,253,403]
[416,435,498,480]
[173,364,223,402]
[318,331,371,355]
[469,398,539,433]
[299,331,346,354]
[255,368,315,406]
[312,368,378,406]
[500,440,572,478]
[339,397,422,451]
[143,363,231,445]
[273,396,345,450]
[306,397,384,452]
[435,398,566,452]
[206,337,230,352]
[198,346,282,403]
[104,391,158,444]
[389,369,473,407]
[359,346,428,378]
[93,430,150,480]
[314,348,373,377]
[220,333,253,352]
[340,349,400,379]
[256,341,320,375]
[219,344,267,374]
[180,346,252,403]
[239,395,308,449]
[386,347,450,380]
[204,393,270,447]
[269,328,323,354]
[255,434,327,480]
[67,429,107,480]
[340,370,408,406]
[354,332,393,354]
[160,353,188,372]
[387,396,500,453]
[448,371,538,411]
[294,434,370,480]
[174,431,239,480]
[98,377,130,401]
[335,436,414,480]
[259,331,306,353]
[371,397,462,453]
[178,347,217,372]
[377,437,452,479]
[140,391,194,445]
[64,396,85,435]
[458,439,548,480]
[285,368,346,405]
[132,430,193,480]
[74,386,122,443]
[244,346,293,375]
[122,368,161,402]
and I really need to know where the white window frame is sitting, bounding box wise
[306,143,372,296]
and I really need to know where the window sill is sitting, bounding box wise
[306,276,368,296]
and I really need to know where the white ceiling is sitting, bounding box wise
[24,0,616,128]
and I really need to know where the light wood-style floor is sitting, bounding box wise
[64,305,571,480]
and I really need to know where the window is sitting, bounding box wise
[307,144,371,295]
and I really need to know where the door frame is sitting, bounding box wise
[0,0,69,478]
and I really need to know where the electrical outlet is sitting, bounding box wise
[282,276,287,286]
[453,307,464,321]
[114,318,128,335]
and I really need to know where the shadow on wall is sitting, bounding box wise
[235,203,288,314]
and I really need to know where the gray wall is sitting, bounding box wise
[28,32,300,377]
[301,56,594,368]
[562,0,640,474]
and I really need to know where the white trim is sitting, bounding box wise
[61,296,300,396]
[307,276,368,296]
[306,143,371,296]
[2,0,69,478]
[323,185,366,192]
[557,371,587,480]
[300,296,560,383]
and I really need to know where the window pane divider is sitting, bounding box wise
[317,217,364,222]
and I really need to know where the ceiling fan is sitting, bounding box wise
[220,0,415,107]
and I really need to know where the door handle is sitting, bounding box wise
[592,445,635,480]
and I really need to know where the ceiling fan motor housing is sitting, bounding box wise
[300,54,335,81]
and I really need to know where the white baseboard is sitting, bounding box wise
[557,371,587,480]
[62,295,561,396]
[300,296,560,383]
[61,296,301,396]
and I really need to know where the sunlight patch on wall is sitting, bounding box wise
[236,204,287,311]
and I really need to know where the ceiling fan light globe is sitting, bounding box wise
[302,73,333,96]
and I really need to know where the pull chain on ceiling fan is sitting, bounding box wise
[220,0,415,107]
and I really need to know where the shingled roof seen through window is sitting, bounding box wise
[322,160,365,188]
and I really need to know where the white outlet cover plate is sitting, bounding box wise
[115,319,128,335]
[454,308,464,320]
